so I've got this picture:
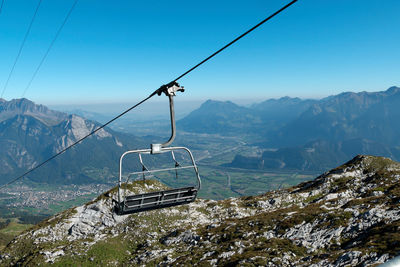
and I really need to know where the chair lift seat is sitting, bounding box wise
[115,82,201,215]
[117,186,198,214]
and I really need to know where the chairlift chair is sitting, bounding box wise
[116,82,201,215]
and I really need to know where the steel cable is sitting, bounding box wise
[1,0,43,98]
[21,0,79,98]
[0,0,4,16]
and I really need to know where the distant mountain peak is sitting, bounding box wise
[202,99,237,106]
[331,86,400,100]
[0,98,67,126]
[385,86,400,95]
[5,98,37,108]
[279,96,301,101]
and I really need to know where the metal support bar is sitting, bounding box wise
[151,82,184,153]
[162,95,176,147]
[138,153,147,180]
[171,151,179,179]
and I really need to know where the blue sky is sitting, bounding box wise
[0,0,399,105]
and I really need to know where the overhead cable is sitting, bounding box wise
[0,0,4,15]
[0,0,43,99]
[170,0,298,83]
[21,0,79,98]
[0,0,298,188]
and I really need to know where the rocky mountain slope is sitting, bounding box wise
[178,100,262,135]
[225,86,400,172]
[274,86,400,147]
[178,87,400,148]
[1,155,399,266]
[228,138,396,172]
[0,98,146,184]
[178,97,315,136]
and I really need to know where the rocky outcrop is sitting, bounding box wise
[1,155,400,266]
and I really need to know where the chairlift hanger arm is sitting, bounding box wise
[163,95,176,148]
[151,82,185,151]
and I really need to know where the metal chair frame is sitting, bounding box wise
[117,146,201,214]
[115,82,201,215]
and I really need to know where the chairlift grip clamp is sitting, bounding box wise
[155,81,185,97]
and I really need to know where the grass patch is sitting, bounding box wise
[0,232,13,251]
[305,193,324,203]
[0,221,33,236]
[52,237,132,266]
[0,219,33,252]
[330,176,354,192]
[325,211,353,228]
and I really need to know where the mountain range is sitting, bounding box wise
[1,86,400,184]
[178,97,317,135]
[273,86,400,147]
[179,86,400,172]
